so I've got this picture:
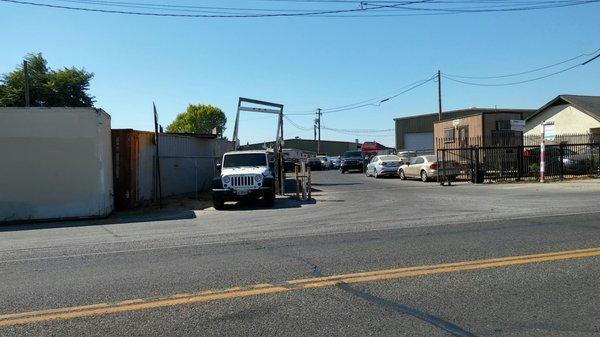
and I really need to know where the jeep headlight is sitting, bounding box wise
[254,174,263,183]
[222,176,231,184]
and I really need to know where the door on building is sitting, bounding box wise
[458,126,469,147]
[404,133,433,151]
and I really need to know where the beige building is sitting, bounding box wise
[433,110,529,151]
[525,95,600,136]
[395,108,535,151]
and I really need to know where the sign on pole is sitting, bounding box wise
[539,121,555,183]
[452,119,460,126]
[543,122,556,141]
[510,120,526,132]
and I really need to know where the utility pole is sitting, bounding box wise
[153,103,163,209]
[313,124,317,152]
[437,70,442,121]
[316,108,322,154]
[23,60,30,107]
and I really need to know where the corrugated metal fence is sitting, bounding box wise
[112,129,232,209]
[158,134,231,197]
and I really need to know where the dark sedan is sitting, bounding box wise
[340,150,364,173]
[307,157,323,171]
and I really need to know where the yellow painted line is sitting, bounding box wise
[1,246,600,328]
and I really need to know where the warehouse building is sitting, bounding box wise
[394,108,535,151]
[241,138,360,156]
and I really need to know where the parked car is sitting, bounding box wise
[398,155,460,182]
[340,150,364,173]
[316,155,332,170]
[365,155,401,178]
[307,157,323,171]
[329,156,341,169]
[397,150,417,165]
[212,150,276,210]
[565,147,600,173]
[523,146,582,174]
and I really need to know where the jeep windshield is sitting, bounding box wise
[223,153,267,168]
[343,151,362,158]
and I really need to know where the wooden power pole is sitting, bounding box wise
[23,60,30,107]
[437,70,442,121]
[316,108,322,154]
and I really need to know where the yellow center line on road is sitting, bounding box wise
[1,246,600,328]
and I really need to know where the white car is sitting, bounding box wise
[212,150,276,209]
[365,155,401,178]
[316,155,331,170]
[398,155,460,182]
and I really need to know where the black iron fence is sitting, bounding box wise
[437,142,600,183]
[436,133,600,150]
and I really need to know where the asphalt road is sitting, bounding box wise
[1,171,600,336]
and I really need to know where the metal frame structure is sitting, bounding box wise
[232,97,285,195]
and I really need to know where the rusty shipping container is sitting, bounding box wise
[112,129,157,210]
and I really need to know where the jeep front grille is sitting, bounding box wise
[231,175,254,187]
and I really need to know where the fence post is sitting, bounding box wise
[436,149,440,184]
[597,143,600,175]
[559,143,564,180]
[295,165,300,199]
[517,145,523,181]
[470,146,475,183]
[475,147,481,184]
[307,167,312,200]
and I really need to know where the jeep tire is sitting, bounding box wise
[212,194,225,210]
[263,188,275,207]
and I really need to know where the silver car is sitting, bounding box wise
[365,155,401,178]
[329,156,341,169]
[398,155,460,182]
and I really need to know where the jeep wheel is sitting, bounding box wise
[212,196,225,210]
[263,188,275,207]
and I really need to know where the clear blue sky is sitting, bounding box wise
[1,1,599,147]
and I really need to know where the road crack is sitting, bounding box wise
[257,242,479,337]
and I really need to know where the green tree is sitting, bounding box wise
[0,53,94,107]
[166,104,227,136]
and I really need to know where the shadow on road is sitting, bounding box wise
[0,209,197,232]
[218,198,315,211]
[312,182,363,186]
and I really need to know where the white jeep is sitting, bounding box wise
[212,150,276,210]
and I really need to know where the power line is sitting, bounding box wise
[444,47,600,79]
[0,0,432,17]
[320,74,437,114]
[2,0,598,17]
[321,125,394,133]
[284,115,314,131]
[442,50,600,86]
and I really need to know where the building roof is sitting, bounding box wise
[526,95,600,122]
[394,107,535,122]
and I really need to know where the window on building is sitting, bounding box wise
[492,130,521,146]
[496,120,511,130]
[443,128,455,143]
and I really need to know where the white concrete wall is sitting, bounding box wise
[525,104,600,135]
[0,107,114,222]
